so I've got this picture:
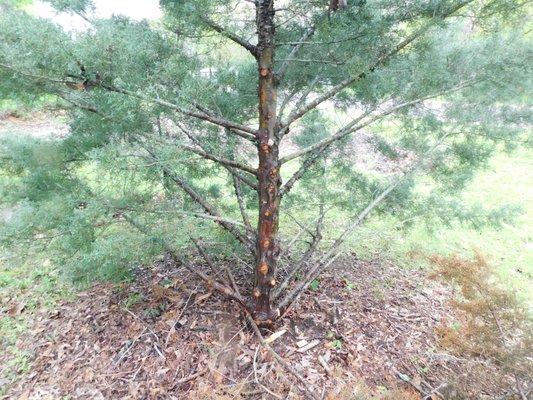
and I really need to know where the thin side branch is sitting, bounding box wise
[173,123,259,190]
[232,175,254,233]
[181,143,257,175]
[276,27,315,82]
[201,16,258,57]
[280,79,477,196]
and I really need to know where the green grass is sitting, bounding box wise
[0,254,72,385]
[278,147,532,304]
[340,148,533,305]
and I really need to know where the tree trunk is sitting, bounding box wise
[252,0,281,326]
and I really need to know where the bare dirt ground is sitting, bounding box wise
[1,255,511,400]
[0,112,68,138]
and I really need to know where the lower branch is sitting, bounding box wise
[141,144,256,254]
[124,214,248,309]
[277,136,450,312]
[274,205,326,299]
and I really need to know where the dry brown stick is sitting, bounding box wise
[246,314,321,400]
[113,327,148,366]
[171,367,209,389]
[191,238,220,276]
[226,266,242,299]
[192,238,243,298]
[253,346,283,399]
[123,308,165,360]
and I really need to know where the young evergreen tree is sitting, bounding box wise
[0,0,531,326]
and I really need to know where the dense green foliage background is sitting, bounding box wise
[0,0,531,286]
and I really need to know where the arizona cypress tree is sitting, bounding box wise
[0,0,530,326]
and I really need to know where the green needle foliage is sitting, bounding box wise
[0,0,531,305]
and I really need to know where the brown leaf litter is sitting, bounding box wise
[0,256,516,399]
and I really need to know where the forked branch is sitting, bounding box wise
[192,238,242,297]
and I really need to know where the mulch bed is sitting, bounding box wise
[1,256,509,399]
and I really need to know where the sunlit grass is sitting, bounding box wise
[339,148,533,305]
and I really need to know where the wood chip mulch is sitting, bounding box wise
[1,256,512,399]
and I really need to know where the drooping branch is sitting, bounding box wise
[282,0,474,128]
[200,16,258,57]
[0,63,258,141]
[172,123,258,176]
[0,62,73,85]
[102,84,258,140]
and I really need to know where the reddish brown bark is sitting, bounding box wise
[252,1,281,325]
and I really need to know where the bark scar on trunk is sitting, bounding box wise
[252,0,281,326]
